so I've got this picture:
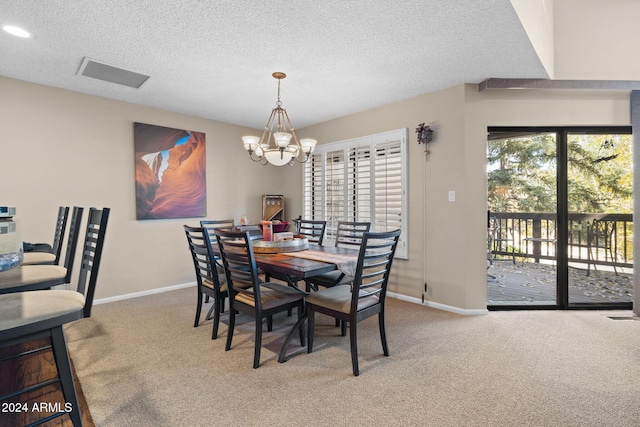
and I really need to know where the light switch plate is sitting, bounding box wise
[448,190,456,202]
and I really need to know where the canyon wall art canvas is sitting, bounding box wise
[134,122,206,219]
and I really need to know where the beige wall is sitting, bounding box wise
[511,0,554,78]
[0,76,299,299]
[302,86,477,311]
[465,86,630,310]
[2,76,632,311]
[303,84,631,313]
[554,0,640,80]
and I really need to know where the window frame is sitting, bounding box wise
[302,128,408,259]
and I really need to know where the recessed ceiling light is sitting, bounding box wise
[3,25,32,38]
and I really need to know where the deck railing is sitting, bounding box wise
[489,212,633,270]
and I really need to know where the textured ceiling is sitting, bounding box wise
[0,0,548,129]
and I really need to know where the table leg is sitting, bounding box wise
[278,310,307,363]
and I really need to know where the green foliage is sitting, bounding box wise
[488,132,632,214]
[567,134,632,213]
[487,133,557,212]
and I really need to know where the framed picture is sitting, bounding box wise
[134,122,206,219]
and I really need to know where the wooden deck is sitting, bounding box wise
[488,260,633,306]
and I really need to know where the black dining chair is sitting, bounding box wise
[305,220,371,292]
[184,225,228,338]
[0,206,84,294]
[200,219,234,304]
[215,228,305,368]
[305,229,401,376]
[296,219,327,245]
[200,219,235,239]
[21,206,69,265]
[200,219,234,269]
[0,207,109,426]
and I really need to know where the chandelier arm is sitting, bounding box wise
[294,152,312,163]
[248,151,265,162]
[264,108,278,140]
[280,109,301,148]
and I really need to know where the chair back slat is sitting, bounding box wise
[351,230,401,310]
[201,219,235,267]
[62,206,84,282]
[52,206,70,264]
[335,221,371,248]
[185,226,220,287]
[297,220,327,245]
[215,230,261,304]
[75,207,110,318]
[200,219,235,240]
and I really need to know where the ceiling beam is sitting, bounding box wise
[478,79,640,91]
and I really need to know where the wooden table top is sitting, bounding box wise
[254,245,359,279]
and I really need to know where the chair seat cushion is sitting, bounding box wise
[0,290,85,332]
[307,270,351,287]
[203,274,228,292]
[305,285,379,314]
[0,265,67,290]
[21,252,57,265]
[235,282,303,310]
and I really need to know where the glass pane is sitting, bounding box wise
[567,133,633,305]
[487,131,557,306]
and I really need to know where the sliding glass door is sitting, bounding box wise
[567,132,634,306]
[487,130,557,306]
[487,127,633,309]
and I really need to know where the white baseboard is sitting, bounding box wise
[95,283,488,316]
[94,282,195,305]
[387,291,489,316]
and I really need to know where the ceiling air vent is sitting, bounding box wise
[77,57,150,89]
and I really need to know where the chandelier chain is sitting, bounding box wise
[276,78,282,107]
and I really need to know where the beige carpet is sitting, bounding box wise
[64,287,640,426]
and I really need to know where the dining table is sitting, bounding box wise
[254,245,359,287]
[252,244,361,363]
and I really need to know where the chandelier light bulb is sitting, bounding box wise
[300,138,317,154]
[264,150,294,166]
[274,132,292,148]
[242,135,260,151]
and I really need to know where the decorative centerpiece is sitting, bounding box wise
[257,220,290,233]
[252,235,309,254]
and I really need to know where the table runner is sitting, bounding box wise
[286,249,358,277]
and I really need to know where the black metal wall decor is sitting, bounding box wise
[415,122,434,158]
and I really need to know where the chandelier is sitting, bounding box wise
[242,72,317,166]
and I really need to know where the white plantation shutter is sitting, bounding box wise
[302,153,323,220]
[373,141,403,233]
[347,146,372,225]
[302,129,408,258]
[325,149,345,240]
